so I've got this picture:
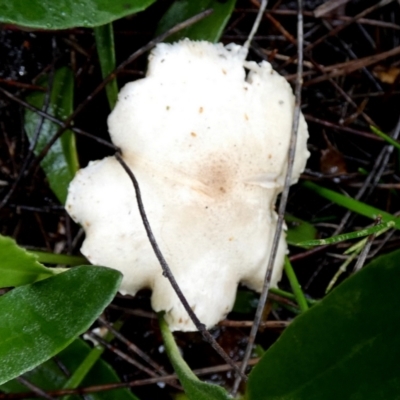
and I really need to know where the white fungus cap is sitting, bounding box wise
[66,39,310,332]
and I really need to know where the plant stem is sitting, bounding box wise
[284,256,309,313]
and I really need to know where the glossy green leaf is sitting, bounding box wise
[0,234,56,288]
[0,0,156,29]
[0,339,139,400]
[247,249,400,400]
[0,265,122,385]
[25,67,79,204]
[156,0,236,43]
[159,315,231,400]
[285,214,317,248]
[94,23,118,110]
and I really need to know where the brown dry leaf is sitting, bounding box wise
[373,65,400,84]
[320,134,347,175]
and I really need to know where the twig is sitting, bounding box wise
[244,0,268,49]
[0,87,119,151]
[0,359,260,399]
[352,225,378,273]
[16,377,57,400]
[231,0,304,395]
[114,153,247,381]
[219,320,290,328]
[87,331,180,389]
[304,115,382,141]
[98,317,169,376]
[279,0,394,70]
[313,0,351,18]
[0,67,54,209]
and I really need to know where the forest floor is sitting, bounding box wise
[1,0,400,398]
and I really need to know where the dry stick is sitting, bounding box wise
[313,0,351,18]
[231,0,304,395]
[0,359,260,400]
[279,0,393,70]
[16,377,57,400]
[304,114,382,141]
[0,78,46,91]
[304,45,400,86]
[304,107,400,288]
[335,115,400,234]
[0,68,55,209]
[0,87,118,151]
[258,4,379,128]
[304,0,393,52]
[308,58,377,127]
[87,331,181,390]
[219,320,290,328]
[244,0,267,49]
[313,19,383,91]
[28,9,213,172]
[98,317,169,376]
[114,153,247,381]
[264,9,400,30]
[249,0,296,44]
[353,218,381,273]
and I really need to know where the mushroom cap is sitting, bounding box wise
[66,39,310,331]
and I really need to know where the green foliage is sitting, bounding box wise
[0,0,156,29]
[247,249,400,399]
[159,315,231,400]
[1,339,139,400]
[29,250,86,266]
[156,0,237,43]
[0,265,122,385]
[94,23,119,110]
[283,257,308,313]
[285,214,317,248]
[0,234,57,288]
[233,290,258,313]
[25,67,79,204]
[303,181,400,230]
[371,125,400,152]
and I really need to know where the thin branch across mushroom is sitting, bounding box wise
[66,39,310,332]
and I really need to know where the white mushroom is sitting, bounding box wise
[66,39,310,332]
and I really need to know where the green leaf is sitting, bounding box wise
[0,265,122,385]
[247,249,400,400]
[28,250,86,266]
[94,23,118,110]
[0,234,56,288]
[25,67,79,204]
[283,257,308,313]
[1,339,139,400]
[0,0,156,29]
[285,214,317,248]
[371,125,400,152]
[156,0,236,43]
[233,290,258,314]
[303,181,400,230]
[159,315,231,400]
